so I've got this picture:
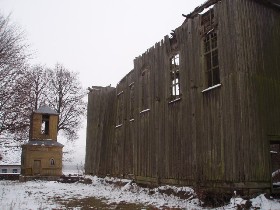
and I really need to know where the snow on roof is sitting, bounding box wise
[0,137,22,165]
[0,164,21,166]
[23,140,64,147]
[34,106,58,115]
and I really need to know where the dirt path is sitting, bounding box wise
[56,196,163,209]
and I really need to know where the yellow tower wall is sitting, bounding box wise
[21,145,63,176]
[31,113,58,141]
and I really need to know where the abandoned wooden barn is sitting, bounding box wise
[85,0,280,194]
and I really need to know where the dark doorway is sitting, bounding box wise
[33,160,41,175]
[270,142,280,189]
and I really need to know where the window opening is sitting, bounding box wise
[204,32,220,87]
[201,8,220,89]
[140,69,150,111]
[170,53,180,100]
[1,169,7,173]
[201,9,214,33]
[116,91,124,126]
[169,30,178,50]
[129,83,135,119]
[270,143,280,189]
[50,158,55,166]
[41,114,50,135]
[12,169,18,173]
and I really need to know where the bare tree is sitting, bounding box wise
[46,64,86,141]
[0,13,29,136]
[0,13,28,79]
[25,65,49,110]
[0,72,30,135]
[0,13,86,141]
[10,63,86,142]
[3,65,51,139]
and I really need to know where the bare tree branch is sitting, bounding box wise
[0,13,29,136]
[21,63,87,142]
[0,13,85,142]
[46,63,87,141]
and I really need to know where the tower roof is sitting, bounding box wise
[34,106,59,115]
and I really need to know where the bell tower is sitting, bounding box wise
[29,106,59,141]
[21,106,64,180]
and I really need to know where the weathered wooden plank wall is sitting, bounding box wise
[85,0,280,192]
[85,86,116,175]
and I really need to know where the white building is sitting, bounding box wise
[0,165,21,174]
[0,136,22,175]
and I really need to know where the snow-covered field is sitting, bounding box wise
[1,176,280,210]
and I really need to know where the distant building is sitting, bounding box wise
[0,136,22,179]
[0,165,21,174]
[21,106,63,179]
[0,164,21,180]
[85,0,280,195]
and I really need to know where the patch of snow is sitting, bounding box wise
[168,98,181,104]
[207,28,214,35]
[273,182,280,186]
[201,84,221,93]
[117,91,124,96]
[272,169,280,177]
[198,5,214,15]
[115,124,123,128]
[129,82,135,87]
[250,194,280,210]
[139,109,150,114]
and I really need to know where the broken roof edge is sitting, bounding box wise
[116,69,134,86]
[256,0,280,8]
[87,85,115,93]
[182,0,219,19]
[103,0,280,91]
[182,0,280,21]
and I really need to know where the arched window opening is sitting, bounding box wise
[50,158,55,166]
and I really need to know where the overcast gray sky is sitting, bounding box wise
[0,0,206,164]
[0,0,205,89]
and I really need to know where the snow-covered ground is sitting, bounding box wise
[1,128,280,209]
[1,176,280,210]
